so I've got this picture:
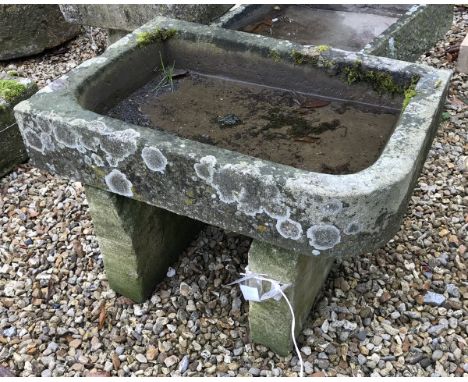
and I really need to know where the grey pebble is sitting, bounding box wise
[424,291,446,306]
[446,283,460,298]
[432,350,444,361]
[3,327,16,337]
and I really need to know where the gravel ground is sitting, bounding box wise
[0,8,467,377]
[0,27,107,88]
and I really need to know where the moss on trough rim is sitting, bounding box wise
[0,79,27,103]
[342,60,420,106]
[287,48,420,109]
[402,83,417,110]
[136,28,177,47]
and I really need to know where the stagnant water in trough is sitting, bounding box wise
[239,5,399,51]
[107,72,400,175]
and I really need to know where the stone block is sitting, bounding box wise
[60,4,233,31]
[248,240,335,355]
[457,33,468,73]
[0,5,80,60]
[364,4,454,62]
[0,74,37,177]
[85,185,202,303]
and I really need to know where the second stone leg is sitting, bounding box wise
[247,240,336,356]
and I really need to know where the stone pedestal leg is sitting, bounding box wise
[248,240,335,356]
[85,185,202,303]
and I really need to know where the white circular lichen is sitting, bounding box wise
[344,222,362,235]
[306,224,341,250]
[104,169,133,197]
[194,155,217,183]
[141,146,168,173]
[320,199,343,215]
[276,218,303,240]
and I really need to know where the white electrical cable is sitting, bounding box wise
[276,286,304,378]
[229,272,305,377]
[0,122,17,134]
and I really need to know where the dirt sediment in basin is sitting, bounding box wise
[107,72,399,175]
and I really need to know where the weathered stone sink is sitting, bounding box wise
[14,17,451,355]
[214,4,453,61]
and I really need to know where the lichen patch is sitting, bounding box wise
[23,129,43,153]
[105,169,133,197]
[194,156,303,240]
[194,155,217,183]
[321,199,343,215]
[99,128,140,167]
[141,146,167,173]
[276,218,303,240]
[53,125,79,149]
[306,224,341,250]
[344,222,362,235]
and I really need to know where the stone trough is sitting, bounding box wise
[14,17,451,355]
[214,4,453,62]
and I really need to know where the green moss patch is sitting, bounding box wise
[402,83,417,110]
[343,61,403,95]
[290,47,334,69]
[290,49,309,65]
[136,28,177,47]
[269,49,281,62]
[342,61,419,103]
[0,80,27,102]
[316,45,330,53]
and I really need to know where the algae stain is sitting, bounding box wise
[262,107,340,137]
[256,225,268,233]
[263,107,310,131]
[92,166,107,179]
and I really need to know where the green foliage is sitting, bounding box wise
[155,52,175,92]
[0,80,26,102]
[136,28,177,47]
[441,111,451,121]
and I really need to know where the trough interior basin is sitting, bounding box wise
[224,4,411,51]
[82,38,404,175]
